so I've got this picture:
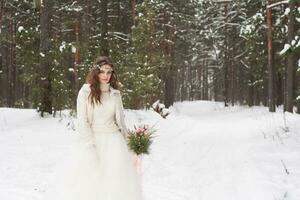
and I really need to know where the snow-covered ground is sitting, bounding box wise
[0,101,300,200]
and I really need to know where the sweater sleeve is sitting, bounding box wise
[76,87,96,148]
[115,93,128,139]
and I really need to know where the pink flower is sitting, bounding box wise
[136,127,145,133]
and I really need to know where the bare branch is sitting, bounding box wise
[266,0,289,9]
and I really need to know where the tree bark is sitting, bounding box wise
[8,11,16,107]
[203,60,208,100]
[267,0,276,112]
[82,0,91,50]
[101,0,109,56]
[248,75,254,107]
[162,9,175,107]
[39,0,53,116]
[223,4,229,107]
[131,0,136,26]
[74,14,80,99]
[197,65,202,100]
[230,48,235,106]
[0,0,3,104]
[286,1,295,113]
[277,73,283,106]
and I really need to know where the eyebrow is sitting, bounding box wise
[100,69,113,72]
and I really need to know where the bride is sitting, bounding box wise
[45,56,143,200]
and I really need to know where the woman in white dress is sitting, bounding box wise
[45,56,143,200]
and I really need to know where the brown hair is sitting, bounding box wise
[86,56,120,105]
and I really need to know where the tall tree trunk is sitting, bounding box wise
[197,65,202,100]
[223,4,229,107]
[230,49,235,106]
[131,0,136,26]
[39,0,53,116]
[8,12,16,107]
[164,69,175,107]
[0,0,3,104]
[191,65,196,100]
[82,0,91,51]
[213,69,220,101]
[101,0,109,56]
[1,36,9,106]
[179,68,183,101]
[11,15,16,106]
[201,62,204,100]
[248,75,254,107]
[186,63,191,100]
[203,60,208,100]
[236,64,243,104]
[297,74,300,113]
[162,10,175,107]
[74,14,80,102]
[267,0,275,112]
[286,1,295,113]
[277,73,283,106]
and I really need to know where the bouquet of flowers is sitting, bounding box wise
[127,125,155,156]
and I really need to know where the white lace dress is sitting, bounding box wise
[44,83,143,200]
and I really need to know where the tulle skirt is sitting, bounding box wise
[44,130,143,200]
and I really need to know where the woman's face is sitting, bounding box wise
[98,64,113,84]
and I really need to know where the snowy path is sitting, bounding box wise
[142,102,300,200]
[1,101,300,200]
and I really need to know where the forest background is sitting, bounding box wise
[0,0,299,116]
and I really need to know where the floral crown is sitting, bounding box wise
[93,61,113,71]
